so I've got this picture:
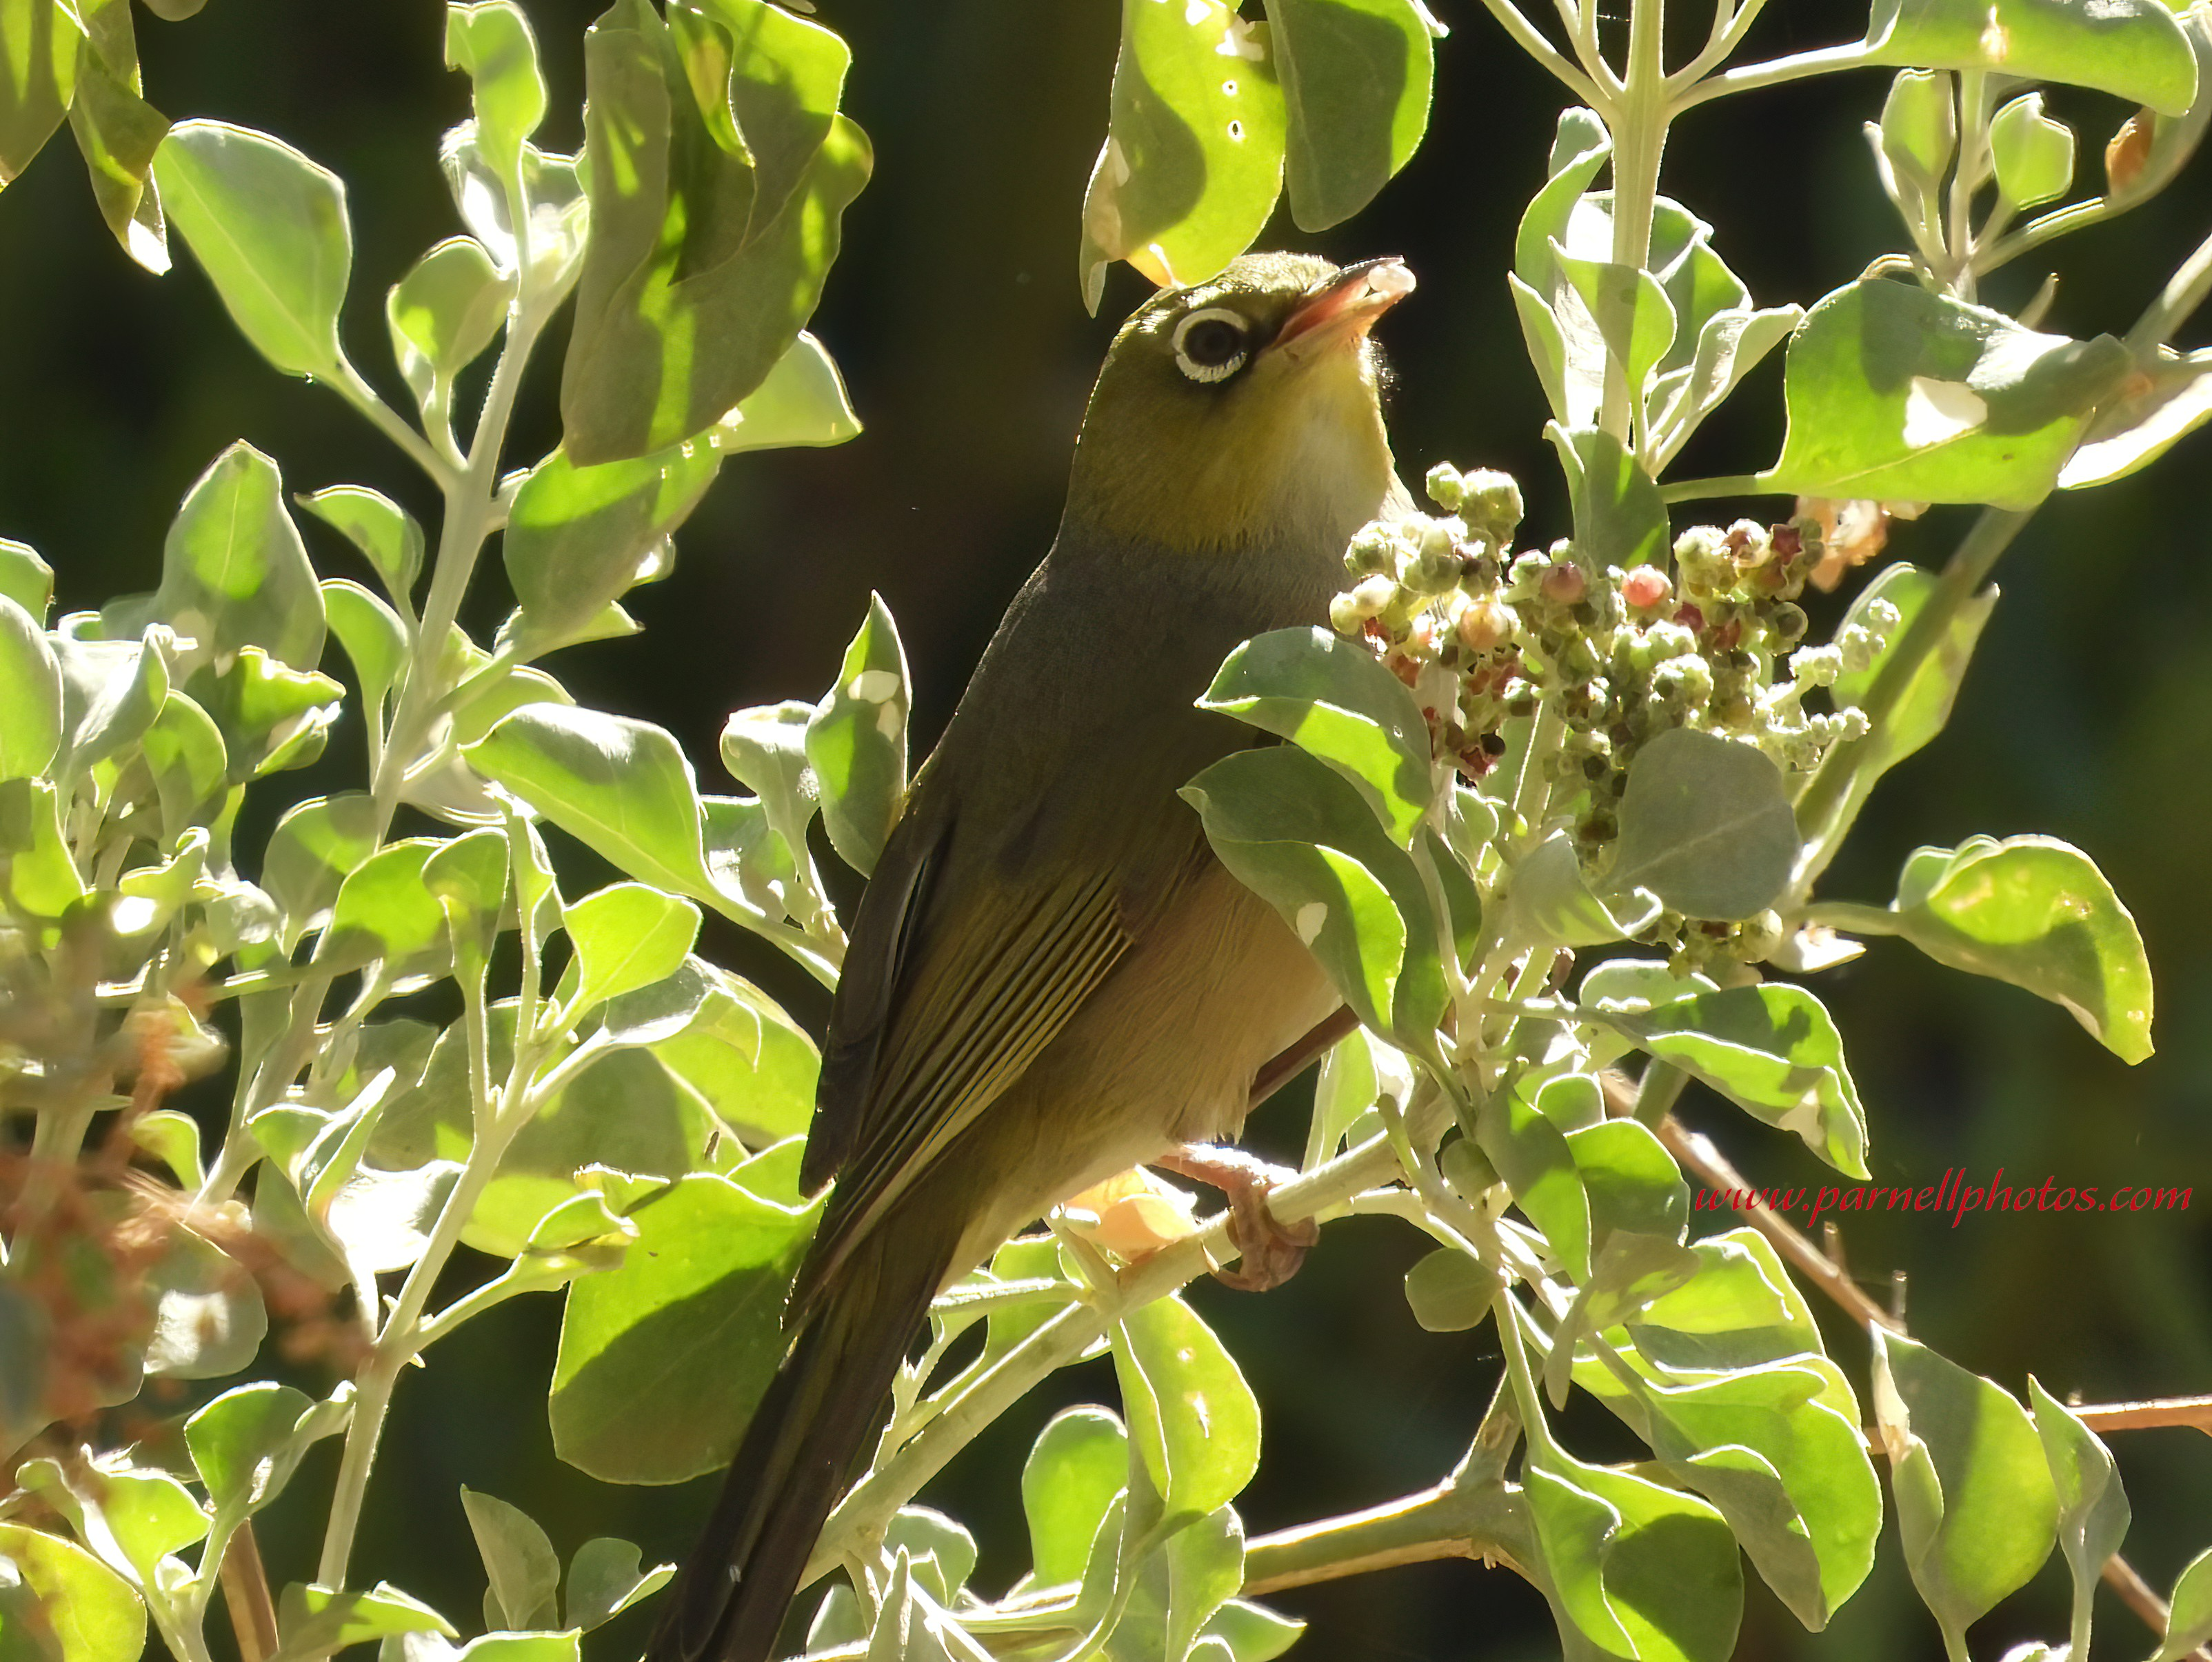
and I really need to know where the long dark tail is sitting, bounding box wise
[649,1230,946,1662]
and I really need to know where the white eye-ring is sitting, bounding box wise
[1172,306,1251,383]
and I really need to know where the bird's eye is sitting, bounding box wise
[1172,307,1251,383]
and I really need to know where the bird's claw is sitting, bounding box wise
[1153,1144,1316,1292]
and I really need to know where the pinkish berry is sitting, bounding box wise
[1622,567,1672,610]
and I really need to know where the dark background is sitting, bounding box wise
[1,1,2207,1658]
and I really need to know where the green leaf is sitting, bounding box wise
[1511,274,1574,426]
[0,1523,144,1662]
[885,1508,978,1608]
[321,579,408,721]
[185,1381,334,1519]
[560,0,869,463]
[1549,425,1669,576]
[1820,561,1996,845]
[50,632,167,782]
[0,0,83,185]
[465,704,711,898]
[1507,829,1661,949]
[1269,0,1432,232]
[565,1537,674,1633]
[0,537,54,618]
[1105,1504,1245,1662]
[446,2,546,178]
[1569,1117,1689,1253]
[1112,1292,1260,1529]
[386,236,513,416]
[1198,1599,1305,1662]
[1628,1230,1840,1386]
[455,1637,581,1662]
[1518,107,1611,284]
[87,1468,210,1585]
[1862,0,2198,113]
[1879,69,1955,182]
[467,705,826,974]
[1605,728,1796,921]
[1552,250,1676,416]
[152,120,352,379]
[299,484,425,610]
[501,439,721,650]
[0,777,87,918]
[1647,306,1802,471]
[564,883,701,1015]
[425,826,509,980]
[262,790,379,951]
[190,648,343,781]
[1871,1330,2058,1652]
[0,594,62,781]
[1884,834,2153,1062]
[1990,92,2074,207]
[65,21,172,275]
[1182,743,1445,1041]
[550,1172,818,1483]
[2154,1548,2212,1662]
[276,1583,455,1656]
[1200,626,1436,846]
[806,592,908,876]
[143,1219,266,1378]
[129,1110,203,1190]
[1480,1079,1591,1280]
[1403,1247,1501,1332]
[1607,1361,1881,1630]
[1022,1406,1129,1587]
[1524,1443,1743,1662]
[1600,983,1869,1177]
[1078,0,1286,309]
[140,692,227,843]
[461,1488,561,1632]
[2026,1376,2131,1656]
[2060,343,2212,489]
[316,839,450,983]
[108,441,324,672]
[712,330,861,454]
[1760,279,2133,510]
[641,964,819,1145]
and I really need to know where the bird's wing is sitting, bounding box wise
[792,791,1148,1310]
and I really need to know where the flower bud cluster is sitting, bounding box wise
[1332,468,1897,884]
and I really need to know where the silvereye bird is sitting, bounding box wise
[652,250,1416,1662]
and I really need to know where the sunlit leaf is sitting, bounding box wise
[1600,982,1869,1176]
[550,1172,818,1483]
[1862,0,2197,114]
[1022,1407,1129,1587]
[1200,626,1435,846]
[1761,279,2131,510]
[1882,834,2153,1062]
[1871,1330,2057,1653]
[561,0,869,463]
[1112,1293,1260,1529]
[1078,0,1286,308]
[806,592,907,876]
[152,120,352,379]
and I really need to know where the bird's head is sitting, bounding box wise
[1065,252,1414,553]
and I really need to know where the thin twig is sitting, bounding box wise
[2069,1394,2212,1436]
[2103,1552,2212,1662]
[218,1522,279,1662]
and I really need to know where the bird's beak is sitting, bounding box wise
[1271,257,1416,357]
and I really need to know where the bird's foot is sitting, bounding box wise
[1152,1145,1317,1292]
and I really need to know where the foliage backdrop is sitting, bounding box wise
[1,1,2206,1657]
